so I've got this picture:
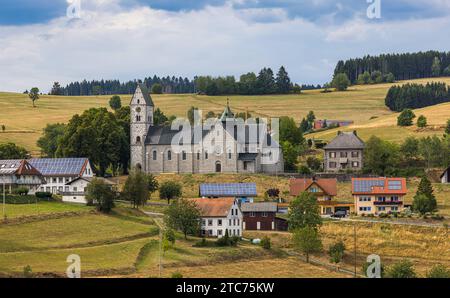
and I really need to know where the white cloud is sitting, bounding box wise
[0,2,449,92]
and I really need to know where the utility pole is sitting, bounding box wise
[354,223,357,278]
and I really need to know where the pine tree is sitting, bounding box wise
[431,57,441,77]
[275,66,291,94]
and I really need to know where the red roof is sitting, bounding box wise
[189,198,236,217]
[290,178,337,196]
[352,178,407,195]
[16,160,42,176]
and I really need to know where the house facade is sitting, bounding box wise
[290,177,354,215]
[61,177,116,204]
[199,183,257,203]
[441,167,450,184]
[323,131,365,173]
[241,202,277,230]
[190,198,243,238]
[352,178,407,216]
[130,84,284,174]
[0,160,45,193]
[29,158,94,194]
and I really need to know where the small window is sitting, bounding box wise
[205,151,208,160]
[352,151,359,158]
[329,162,337,168]
[182,151,187,161]
[250,212,255,217]
[208,219,213,226]
[136,136,141,143]
[152,150,157,160]
[262,212,268,217]
[218,219,222,226]
[197,151,201,160]
[167,150,172,161]
[329,152,336,158]
[228,150,232,159]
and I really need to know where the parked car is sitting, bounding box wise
[332,211,347,218]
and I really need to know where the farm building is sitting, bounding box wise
[352,178,407,216]
[199,183,257,203]
[441,167,450,184]
[314,120,354,130]
[241,202,278,231]
[29,158,94,194]
[0,160,45,194]
[290,177,354,215]
[61,177,116,204]
[190,198,243,238]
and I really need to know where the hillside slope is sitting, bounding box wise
[1,77,450,154]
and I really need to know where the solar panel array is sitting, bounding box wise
[200,183,257,197]
[388,180,402,190]
[353,179,385,193]
[0,160,21,175]
[29,158,86,176]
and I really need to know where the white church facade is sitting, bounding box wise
[130,84,284,174]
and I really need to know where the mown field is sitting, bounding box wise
[2,77,450,155]
[0,202,346,278]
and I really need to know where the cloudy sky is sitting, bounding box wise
[1,0,450,92]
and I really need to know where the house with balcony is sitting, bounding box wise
[324,131,365,173]
[190,197,242,238]
[290,177,354,215]
[0,160,45,194]
[352,178,407,216]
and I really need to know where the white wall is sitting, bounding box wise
[200,201,243,238]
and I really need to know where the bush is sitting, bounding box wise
[171,272,183,278]
[298,165,312,175]
[35,192,53,199]
[332,73,351,91]
[13,187,29,196]
[4,195,38,204]
[328,240,345,264]
[397,109,416,126]
[386,260,417,278]
[427,264,450,278]
[23,265,33,278]
[260,236,271,250]
[417,115,427,128]
[216,230,239,247]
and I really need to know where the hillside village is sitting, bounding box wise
[1,78,450,278]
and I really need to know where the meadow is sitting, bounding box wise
[2,77,450,155]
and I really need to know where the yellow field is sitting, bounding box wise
[2,77,450,155]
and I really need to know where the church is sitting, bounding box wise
[130,84,284,174]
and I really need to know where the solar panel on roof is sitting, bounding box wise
[200,183,257,197]
[29,158,87,176]
[388,180,402,190]
[353,179,384,192]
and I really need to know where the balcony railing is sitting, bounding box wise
[58,191,86,196]
[373,201,403,205]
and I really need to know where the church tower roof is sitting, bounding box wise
[136,83,154,107]
[220,98,235,121]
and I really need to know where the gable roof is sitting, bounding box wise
[28,158,89,177]
[290,178,337,196]
[352,178,407,195]
[134,83,154,107]
[220,99,235,121]
[324,131,365,150]
[241,202,277,213]
[190,198,236,217]
[0,160,43,176]
[66,177,116,186]
[440,167,450,179]
[200,183,257,197]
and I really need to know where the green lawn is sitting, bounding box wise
[2,201,93,219]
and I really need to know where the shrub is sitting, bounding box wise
[171,272,183,278]
[386,260,417,278]
[216,230,239,247]
[35,192,53,199]
[298,165,312,175]
[328,240,345,264]
[23,265,33,278]
[260,236,271,250]
[13,187,29,196]
[417,115,427,128]
[332,73,351,91]
[397,109,416,126]
[427,264,450,278]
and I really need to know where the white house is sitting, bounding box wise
[0,160,45,193]
[441,167,450,184]
[190,198,243,238]
[29,158,94,194]
[62,177,116,204]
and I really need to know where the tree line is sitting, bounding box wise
[385,82,450,112]
[194,66,301,96]
[334,51,450,83]
[53,76,195,96]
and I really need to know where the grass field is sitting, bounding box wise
[2,77,450,155]
[2,201,93,219]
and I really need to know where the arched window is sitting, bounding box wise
[215,162,222,173]
[182,151,187,161]
[152,150,157,160]
[197,151,201,160]
[205,151,209,160]
[136,136,141,143]
[167,150,172,161]
[228,150,232,160]
[137,99,140,104]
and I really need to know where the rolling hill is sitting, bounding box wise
[1,77,450,155]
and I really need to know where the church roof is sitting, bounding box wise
[137,83,154,107]
[220,99,234,121]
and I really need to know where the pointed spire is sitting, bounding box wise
[220,98,234,121]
